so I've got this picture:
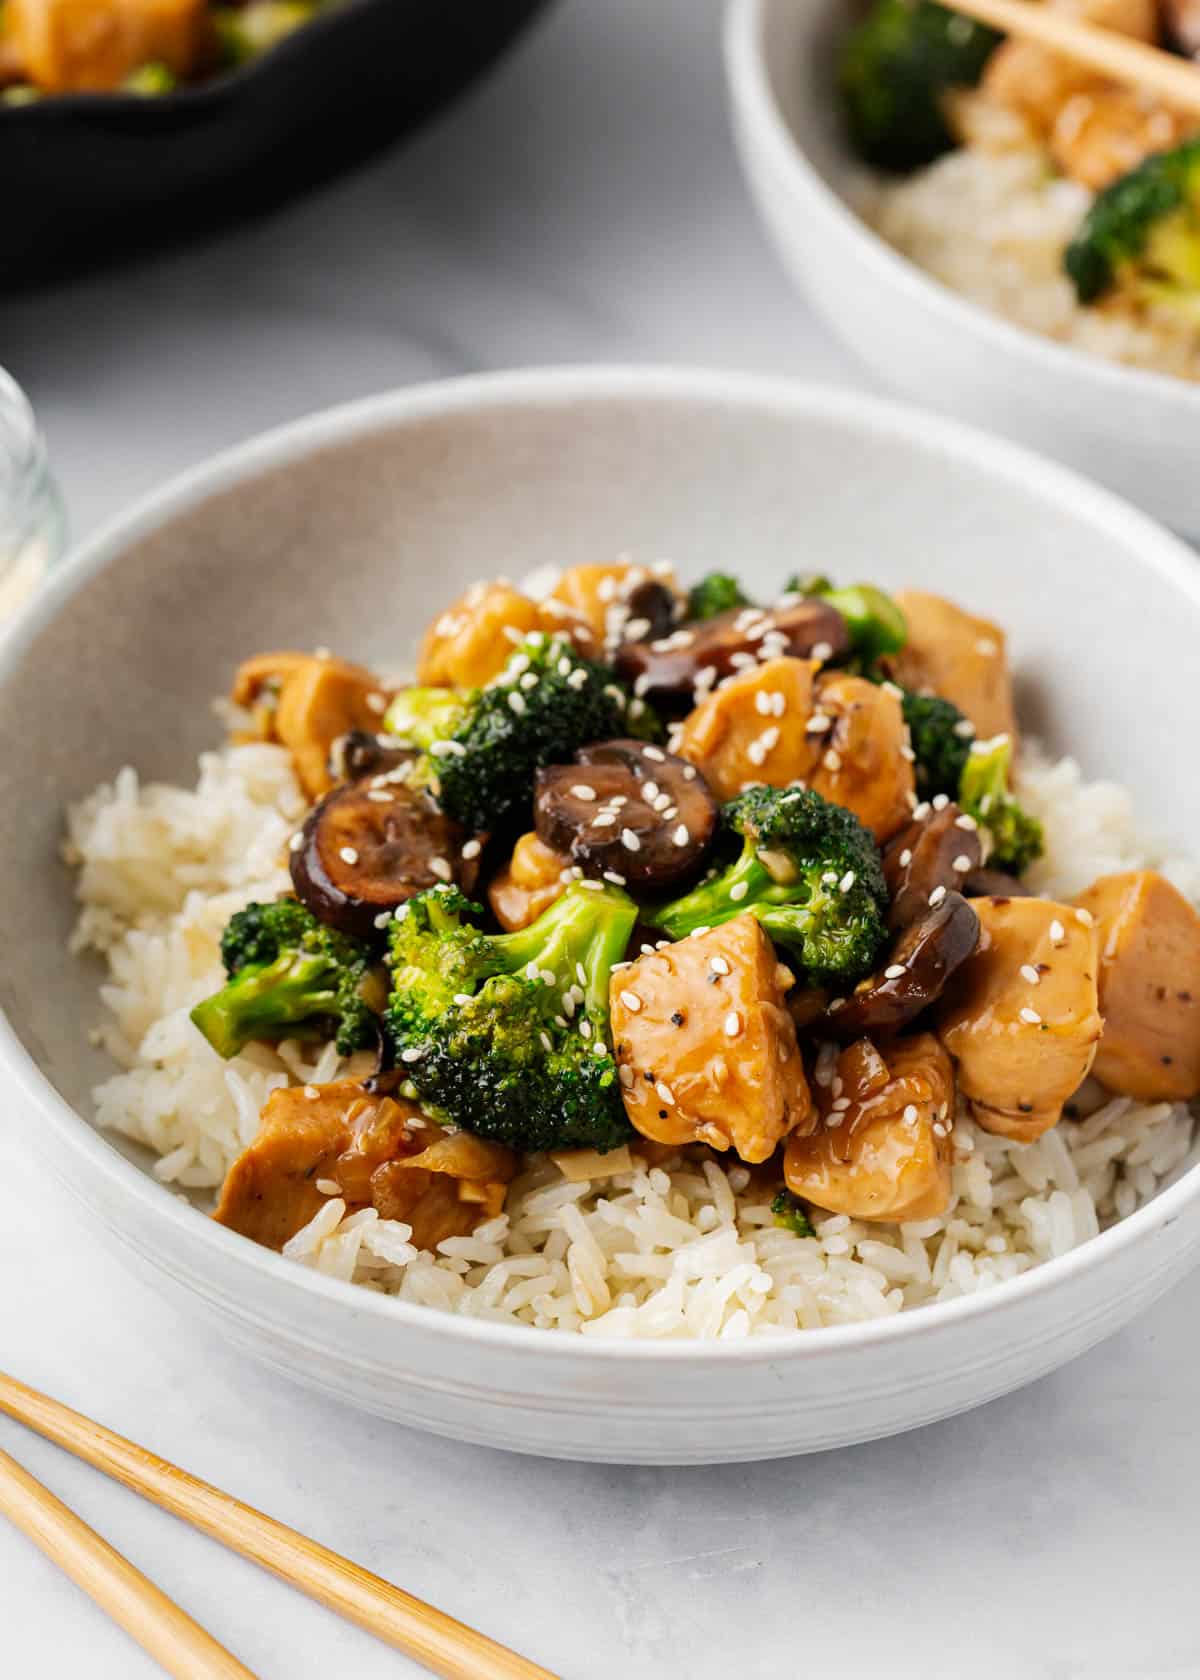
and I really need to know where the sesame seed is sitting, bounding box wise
[928,884,947,907]
[898,849,912,868]
[955,813,978,831]
[807,713,832,734]
[643,745,666,762]
[429,857,452,882]
[400,1047,425,1063]
[579,879,604,891]
[903,1105,919,1124]
[453,992,474,1006]
[621,828,642,853]
[730,881,749,902]
[954,719,976,739]
[593,1042,609,1058]
[710,956,730,976]
[373,910,394,930]
[1020,964,1040,985]
[619,1064,634,1088]
[913,802,932,822]
[562,993,576,1018]
[932,794,950,811]
[570,784,598,801]
[755,691,771,716]
[603,870,627,886]
[366,789,394,804]
[1050,919,1066,944]
[724,1011,741,1037]
[579,1019,593,1039]
[507,691,527,715]
[884,964,906,980]
[823,749,842,772]
[932,1121,949,1139]
[303,1085,319,1100]
[592,812,617,828]
[338,846,359,865]
[641,781,660,802]
[575,962,588,986]
[289,832,304,852]
[1075,907,1095,927]
[682,765,698,781]
[812,641,833,662]
[673,824,691,848]
[839,871,856,893]
[620,990,643,1012]
[567,667,589,690]
[655,1081,675,1105]
[520,671,539,691]
[461,838,482,860]
[1019,1007,1042,1026]
[830,1097,851,1113]
[539,1031,553,1053]
[690,926,711,938]
[952,854,972,872]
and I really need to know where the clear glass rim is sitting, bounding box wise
[0,366,60,558]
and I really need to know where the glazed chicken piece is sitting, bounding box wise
[937,897,1102,1141]
[1075,870,1200,1101]
[416,580,593,689]
[231,650,386,800]
[548,559,680,649]
[1050,88,1197,191]
[674,657,818,802]
[886,590,1017,746]
[806,671,915,844]
[674,657,914,840]
[213,1081,515,1254]
[6,0,207,93]
[489,830,571,931]
[610,914,813,1163]
[784,1034,956,1222]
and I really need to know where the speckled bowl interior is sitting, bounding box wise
[1,368,1198,1461]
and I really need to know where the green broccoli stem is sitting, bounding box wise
[191,951,339,1059]
[646,848,783,942]
[491,883,637,1022]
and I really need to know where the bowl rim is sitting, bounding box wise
[6,361,1200,1366]
[724,0,1200,412]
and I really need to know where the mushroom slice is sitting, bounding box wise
[784,1034,955,1223]
[329,730,417,785]
[614,599,849,712]
[820,892,980,1040]
[291,780,479,939]
[883,802,984,931]
[548,560,682,649]
[534,739,717,893]
[963,868,1032,900]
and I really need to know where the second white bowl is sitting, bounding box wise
[725,0,1200,534]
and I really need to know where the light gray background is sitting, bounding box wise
[2,2,1197,1675]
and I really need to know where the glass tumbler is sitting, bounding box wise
[0,368,66,627]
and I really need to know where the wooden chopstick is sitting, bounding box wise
[940,0,1200,117]
[0,1444,257,1679]
[0,1370,559,1680]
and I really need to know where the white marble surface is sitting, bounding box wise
[2,2,1199,1675]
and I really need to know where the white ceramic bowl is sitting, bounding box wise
[3,366,1199,1464]
[725,0,1200,535]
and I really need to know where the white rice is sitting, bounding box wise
[65,739,1197,1338]
[862,144,1200,383]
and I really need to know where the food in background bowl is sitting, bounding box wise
[0,0,329,100]
[65,558,1200,1338]
[841,0,1200,381]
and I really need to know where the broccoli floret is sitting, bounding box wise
[1065,136,1200,308]
[192,900,376,1060]
[839,0,1001,173]
[688,572,751,621]
[646,785,887,988]
[382,634,637,832]
[901,688,973,798]
[386,882,639,1153]
[959,735,1043,875]
[789,576,908,669]
[123,61,177,95]
[771,1190,815,1238]
[212,0,317,66]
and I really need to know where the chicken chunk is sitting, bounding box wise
[1050,88,1197,191]
[784,1034,955,1222]
[674,657,818,802]
[937,897,1102,1141]
[417,580,593,688]
[611,915,813,1163]
[213,1081,515,1254]
[548,559,680,648]
[1075,870,1200,1101]
[887,590,1017,746]
[7,0,207,93]
[807,671,915,843]
[489,830,570,932]
[231,650,386,800]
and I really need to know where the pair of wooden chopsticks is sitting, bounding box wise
[941,0,1200,118]
[0,1370,557,1680]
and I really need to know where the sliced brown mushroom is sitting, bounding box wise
[622,578,679,644]
[883,800,983,931]
[820,891,980,1040]
[613,600,850,713]
[963,868,1033,900]
[291,780,480,939]
[534,739,717,893]
[329,730,416,784]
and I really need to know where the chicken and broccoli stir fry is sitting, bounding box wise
[0,0,330,101]
[192,560,1200,1261]
[845,0,1200,373]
